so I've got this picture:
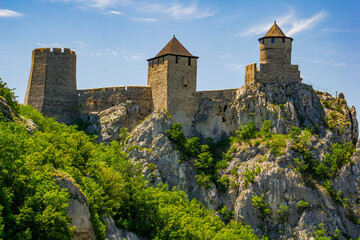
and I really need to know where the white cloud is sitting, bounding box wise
[321,28,360,33]
[238,8,327,37]
[314,60,348,67]
[108,10,122,15]
[132,17,158,23]
[287,10,327,35]
[138,2,215,20]
[0,9,23,18]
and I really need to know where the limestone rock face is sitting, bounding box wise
[55,172,96,240]
[120,84,360,239]
[93,83,359,239]
[83,101,144,144]
[106,217,147,240]
[190,82,330,141]
[0,96,15,122]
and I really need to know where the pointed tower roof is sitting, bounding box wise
[259,21,292,41]
[148,36,198,61]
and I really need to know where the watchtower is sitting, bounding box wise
[24,48,78,123]
[147,36,198,130]
[245,22,302,84]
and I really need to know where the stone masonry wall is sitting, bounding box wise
[245,63,259,84]
[166,55,197,133]
[259,37,292,64]
[196,89,237,101]
[147,57,168,111]
[25,48,78,124]
[77,86,151,116]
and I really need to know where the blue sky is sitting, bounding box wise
[1,0,359,115]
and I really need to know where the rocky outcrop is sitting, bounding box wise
[90,82,359,239]
[106,217,147,240]
[190,82,328,141]
[121,83,360,239]
[55,172,96,240]
[83,101,145,144]
[0,96,16,122]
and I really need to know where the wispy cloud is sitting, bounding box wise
[314,60,348,67]
[108,10,122,15]
[321,28,360,33]
[132,17,158,23]
[138,2,215,20]
[0,9,23,18]
[238,8,327,37]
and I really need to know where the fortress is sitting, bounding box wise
[24,22,302,131]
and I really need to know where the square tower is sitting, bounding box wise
[147,36,198,130]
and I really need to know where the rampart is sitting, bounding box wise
[77,85,151,116]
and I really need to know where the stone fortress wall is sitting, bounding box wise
[25,23,302,127]
[77,86,151,116]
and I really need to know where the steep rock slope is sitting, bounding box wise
[122,83,359,239]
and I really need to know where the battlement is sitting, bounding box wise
[33,48,76,55]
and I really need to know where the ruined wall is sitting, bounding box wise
[196,88,237,101]
[77,85,151,116]
[245,63,259,84]
[25,48,78,124]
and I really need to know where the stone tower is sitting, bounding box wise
[245,22,302,84]
[147,36,198,131]
[24,48,78,124]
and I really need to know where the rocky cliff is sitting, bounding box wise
[88,82,360,239]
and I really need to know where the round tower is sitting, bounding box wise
[259,21,293,64]
[25,48,78,124]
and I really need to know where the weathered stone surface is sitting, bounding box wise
[0,96,15,121]
[83,101,145,144]
[55,172,96,240]
[121,87,360,239]
[105,217,147,240]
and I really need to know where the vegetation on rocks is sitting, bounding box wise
[0,79,263,240]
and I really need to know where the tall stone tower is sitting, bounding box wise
[24,48,78,124]
[147,36,198,131]
[245,22,302,84]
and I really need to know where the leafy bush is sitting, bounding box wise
[0,78,19,113]
[296,200,309,212]
[277,205,290,223]
[252,194,271,219]
[231,121,257,143]
[323,143,355,176]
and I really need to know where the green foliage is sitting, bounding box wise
[323,143,355,177]
[231,121,257,143]
[296,200,309,212]
[218,206,231,223]
[252,194,271,219]
[257,120,272,139]
[276,205,289,223]
[167,123,233,190]
[314,223,331,240]
[0,78,19,113]
[243,167,257,187]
